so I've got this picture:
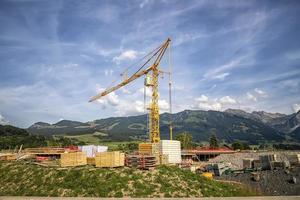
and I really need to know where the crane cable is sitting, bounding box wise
[105,43,163,91]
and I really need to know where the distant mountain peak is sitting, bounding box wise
[251,111,287,118]
[28,122,51,129]
[53,120,89,127]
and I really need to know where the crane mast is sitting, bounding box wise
[89,38,171,143]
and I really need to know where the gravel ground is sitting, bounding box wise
[209,151,300,170]
[215,167,300,196]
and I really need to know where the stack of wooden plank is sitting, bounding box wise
[287,154,300,166]
[160,154,169,165]
[139,143,160,164]
[86,157,95,165]
[0,153,17,161]
[95,151,124,168]
[25,147,67,154]
[60,152,87,167]
[125,154,156,169]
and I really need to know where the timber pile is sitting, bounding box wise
[139,143,160,164]
[95,151,124,168]
[160,154,169,165]
[60,152,87,167]
[0,153,17,161]
[125,154,156,169]
[87,157,95,165]
[25,147,67,154]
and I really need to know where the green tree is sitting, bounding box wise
[231,141,243,150]
[232,141,251,150]
[175,132,193,149]
[209,134,219,148]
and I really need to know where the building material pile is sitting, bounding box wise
[86,157,95,165]
[287,154,300,166]
[160,140,181,164]
[95,151,124,168]
[25,147,67,154]
[79,145,108,157]
[125,154,156,169]
[60,152,87,167]
[139,143,160,163]
[207,163,229,176]
[259,154,277,170]
[0,153,17,161]
[160,154,169,165]
[242,158,255,169]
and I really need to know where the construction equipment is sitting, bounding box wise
[89,38,172,143]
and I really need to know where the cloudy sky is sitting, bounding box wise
[0,0,300,127]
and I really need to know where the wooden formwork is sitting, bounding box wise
[139,143,160,164]
[0,154,17,161]
[87,157,95,165]
[159,154,169,165]
[25,147,67,154]
[60,152,87,167]
[95,151,124,168]
[139,143,159,155]
[125,154,156,169]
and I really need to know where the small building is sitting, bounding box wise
[182,146,235,162]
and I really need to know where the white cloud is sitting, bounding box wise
[116,100,145,116]
[254,88,267,97]
[95,85,120,107]
[0,114,9,125]
[138,87,152,97]
[214,72,230,80]
[193,95,222,111]
[121,88,131,94]
[196,95,209,102]
[197,101,222,111]
[246,92,257,102]
[96,92,119,107]
[203,57,244,80]
[140,0,150,8]
[158,99,169,111]
[193,95,237,111]
[219,96,237,104]
[292,104,300,113]
[246,88,267,102]
[104,69,114,76]
[174,32,208,46]
[113,50,138,64]
[285,49,300,60]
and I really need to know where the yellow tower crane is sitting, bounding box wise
[89,38,171,143]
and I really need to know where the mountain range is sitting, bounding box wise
[27,109,300,144]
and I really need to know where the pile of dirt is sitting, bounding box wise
[216,167,300,196]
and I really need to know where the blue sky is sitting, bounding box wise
[0,0,300,127]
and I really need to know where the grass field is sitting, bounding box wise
[63,133,140,150]
[0,161,257,197]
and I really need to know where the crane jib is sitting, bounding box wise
[89,38,171,143]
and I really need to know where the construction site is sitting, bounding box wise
[0,38,300,197]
